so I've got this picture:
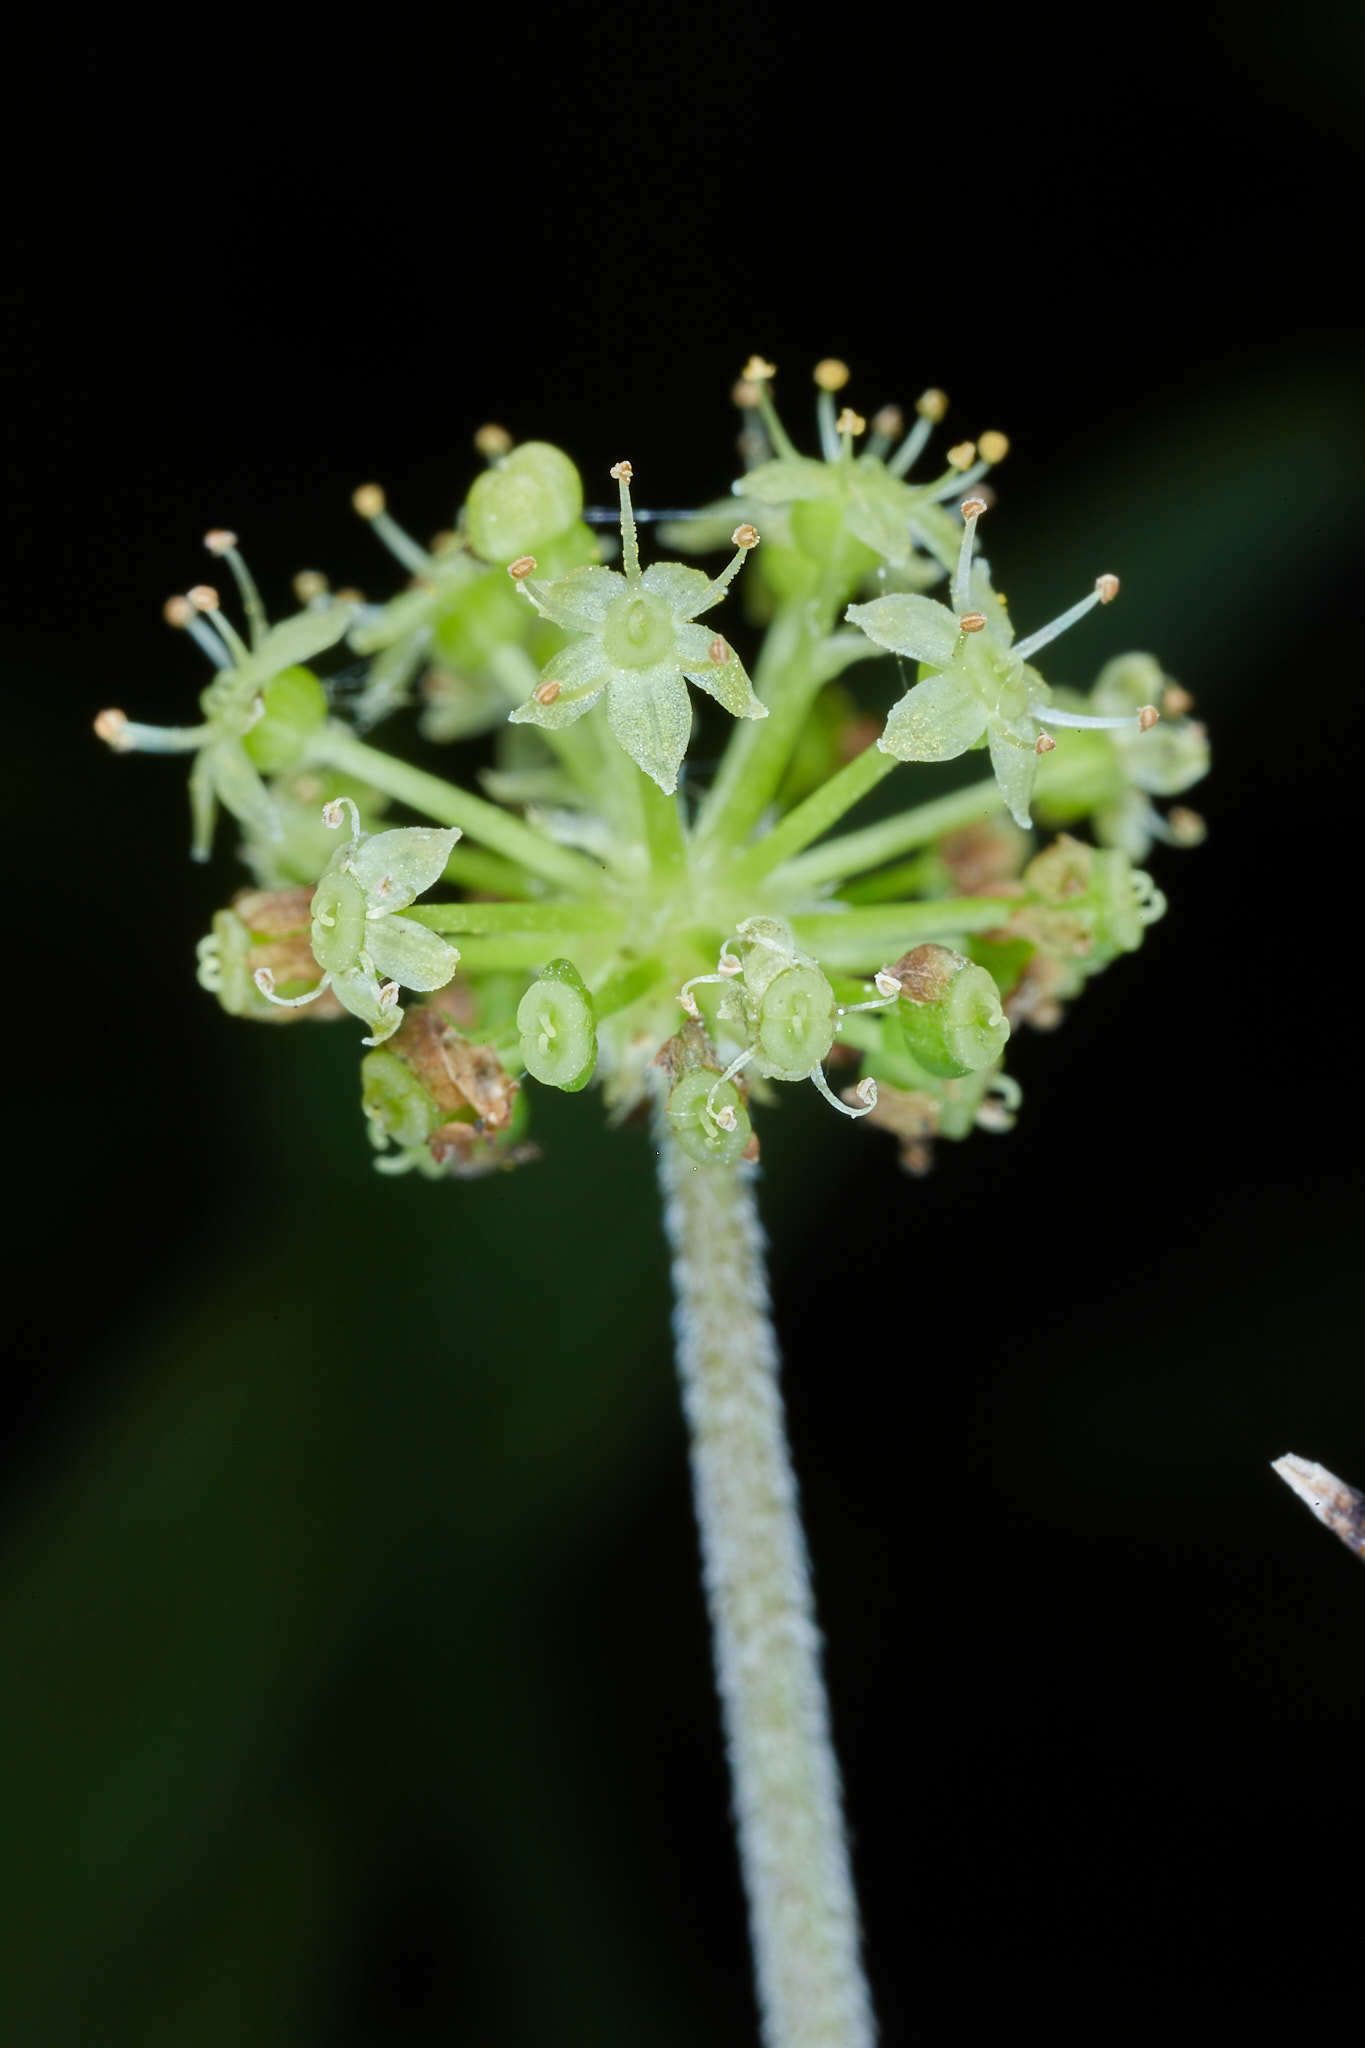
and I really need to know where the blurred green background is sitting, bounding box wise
[6,9,1364,2041]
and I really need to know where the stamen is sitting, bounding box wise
[952,498,987,613]
[533,679,562,704]
[886,389,948,478]
[930,461,989,501]
[977,431,1010,465]
[293,570,329,604]
[187,585,251,665]
[94,710,211,754]
[165,591,232,668]
[321,795,362,841]
[678,948,743,1018]
[353,483,434,576]
[959,612,987,633]
[814,362,848,460]
[813,359,850,392]
[610,461,642,584]
[700,525,760,608]
[474,423,513,460]
[1014,575,1121,663]
[865,404,904,460]
[204,529,268,649]
[738,357,798,461]
[1162,683,1195,717]
[1028,704,1154,731]
[946,441,976,471]
[836,407,866,445]
[1035,733,1057,755]
[707,1045,755,1120]
[253,966,330,1009]
[507,555,538,581]
[810,1065,877,1118]
[836,970,901,1018]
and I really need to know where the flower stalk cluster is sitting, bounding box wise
[98,358,1205,1182]
[94,357,1208,2048]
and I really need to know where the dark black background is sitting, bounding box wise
[4,8,1364,2043]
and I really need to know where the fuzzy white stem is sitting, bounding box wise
[656,1122,875,2048]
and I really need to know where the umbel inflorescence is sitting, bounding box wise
[97,359,1209,1179]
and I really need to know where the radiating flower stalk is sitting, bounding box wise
[96,358,1209,2045]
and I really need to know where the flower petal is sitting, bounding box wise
[527,564,624,634]
[740,456,841,504]
[509,636,610,730]
[969,560,1015,648]
[209,737,280,842]
[846,594,962,669]
[366,913,462,992]
[641,560,717,619]
[604,663,692,793]
[987,717,1040,829]
[351,825,461,908]
[675,622,767,720]
[879,672,987,762]
[229,606,354,690]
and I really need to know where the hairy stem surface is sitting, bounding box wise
[656,1123,874,2048]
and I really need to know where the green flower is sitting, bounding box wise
[254,800,462,1044]
[507,461,766,793]
[847,498,1153,828]
[1033,654,1211,857]
[95,542,347,859]
[345,451,599,732]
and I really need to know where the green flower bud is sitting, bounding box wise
[241,664,328,773]
[517,958,597,1091]
[667,1070,752,1167]
[886,944,1010,1079]
[465,442,583,565]
[755,963,838,1081]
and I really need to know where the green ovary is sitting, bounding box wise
[602,593,676,669]
[756,965,837,1080]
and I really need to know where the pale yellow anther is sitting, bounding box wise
[1138,704,1160,731]
[94,707,130,750]
[507,554,538,581]
[708,635,732,665]
[978,430,1010,464]
[1035,732,1057,755]
[187,584,220,612]
[873,970,902,999]
[293,570,328,603]
[871,404,904,439]
[429,529,456,553]
[732,378,762,408]
[960,497,988,521]
[959,612,987,633]
[742,355,777,383]
[1094,573,1120,604]
[916,388,949,422]
[1168,806,1207,845]
[533,679,562,705]
[947,441,976,471]
[321,799,348,829]
[163,595,194,628]
[352,483,386,520]
[813,358,850,392]
[731,523,760,549]
[1162,683,1195,717]
[203,528,238,555]
[254,966,277,995]
[714,1104,738,1132]
[609,460,634,483]
[836,407,866,437]
[332,587,365,605]
[474,423,513,459]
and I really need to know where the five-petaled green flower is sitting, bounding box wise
[254,800,462,1044]
[507,461,767,794]
[94,537,348,859]
[848,496,1141,828]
